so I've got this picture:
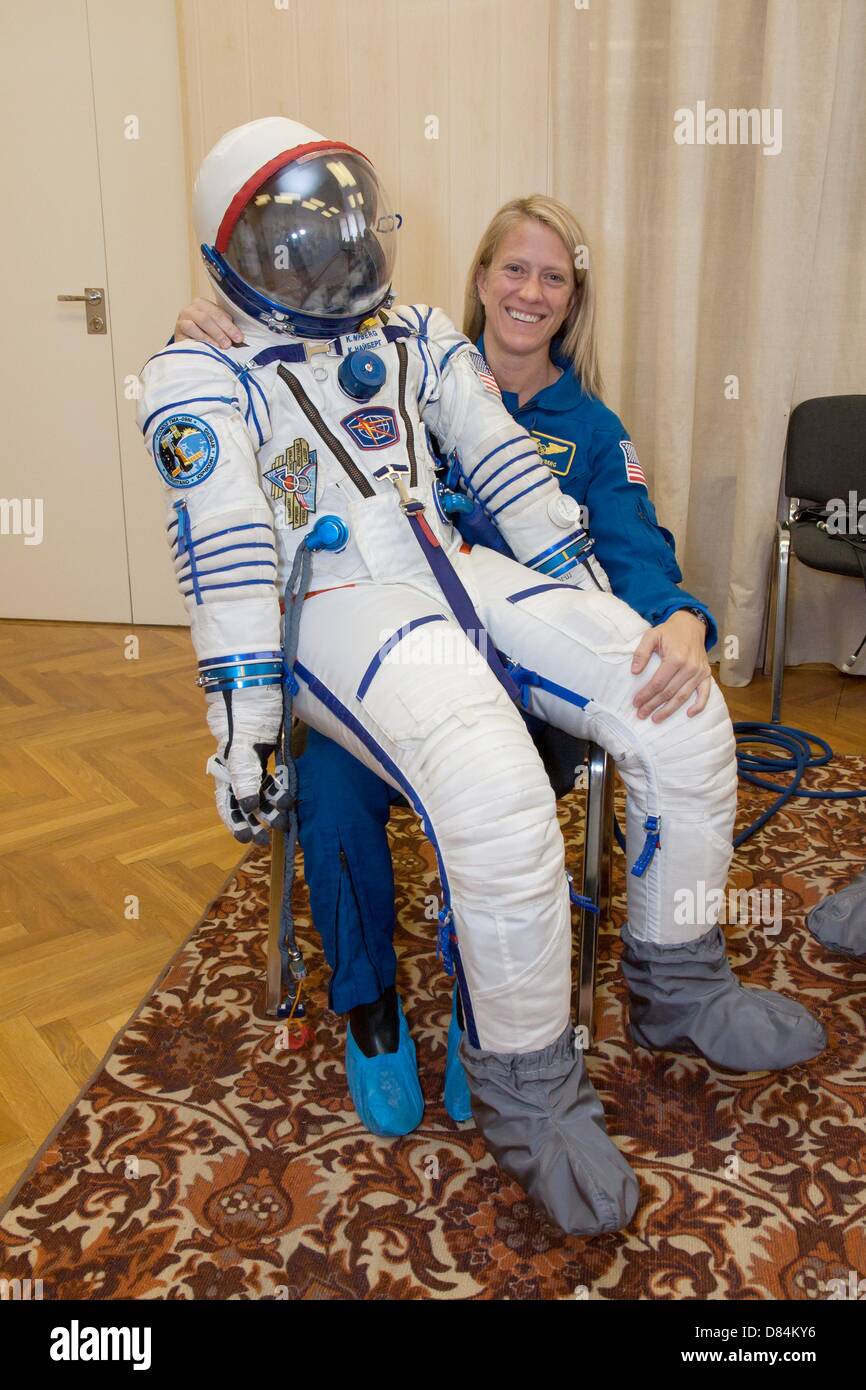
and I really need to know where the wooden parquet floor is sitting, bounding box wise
[1,616,864,1204]
[0,619,243,1204]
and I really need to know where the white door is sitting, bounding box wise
[0,0,190,626]
[0,1,131,621]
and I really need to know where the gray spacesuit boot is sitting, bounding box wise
[459,1024,640,1236]
[807,870,866,959]
[620,924,826,1070]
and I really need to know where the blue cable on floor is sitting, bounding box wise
[611,720,866,855]
[732,721,866,848]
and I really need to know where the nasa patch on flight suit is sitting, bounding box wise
[153,414,219,488]
[532,430,575,477]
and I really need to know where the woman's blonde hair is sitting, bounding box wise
[463,194,603,399]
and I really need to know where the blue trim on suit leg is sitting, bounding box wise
[294,662,481,1048]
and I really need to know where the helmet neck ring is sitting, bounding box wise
[201,245,392,340]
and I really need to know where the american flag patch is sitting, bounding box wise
[467,350,502,398]
[620,439,647,487]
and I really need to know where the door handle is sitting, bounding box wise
[57,287,106,334]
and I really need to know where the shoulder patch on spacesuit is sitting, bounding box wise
[619,439,647,487]
[466,351,502,399]
[153,414,220,488]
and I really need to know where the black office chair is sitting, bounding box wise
[764,395,866,723]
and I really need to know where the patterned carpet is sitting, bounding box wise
[2,760,865,1301]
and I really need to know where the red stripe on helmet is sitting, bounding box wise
[215,140,370,252]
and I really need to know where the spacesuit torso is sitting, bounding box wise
[174,315,462,598]
[140,303,605,667]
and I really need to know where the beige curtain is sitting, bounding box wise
[176,0,866,684]
[550,0,866,685]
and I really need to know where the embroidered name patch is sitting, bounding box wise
[341,407,399,450]
[467,351,502,398]
[532,431,576,477]
[153,414,219,488]
[263,438,318,530]
[620,440,647,487]
[340,327,387,352]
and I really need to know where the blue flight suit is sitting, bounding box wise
[296,348,717,1013]
[457,341,717,645]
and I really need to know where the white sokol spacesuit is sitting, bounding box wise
[139,118,825,1235]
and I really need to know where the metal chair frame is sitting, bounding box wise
[762,498,797,724]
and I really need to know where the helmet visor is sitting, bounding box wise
[222,149,397,321]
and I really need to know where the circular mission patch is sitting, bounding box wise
[153,414,219,488]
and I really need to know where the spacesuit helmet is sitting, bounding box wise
[193,116,399,339]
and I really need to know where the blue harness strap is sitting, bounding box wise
[247,325,414,370]
[496,652,661,880]
[496,652,590,715]
[401,503,521,705]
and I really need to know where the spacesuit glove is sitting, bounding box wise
[205,687,292,847]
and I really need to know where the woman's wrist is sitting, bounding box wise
[679,606,709,630]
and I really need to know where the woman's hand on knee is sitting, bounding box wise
[630,611,712,723]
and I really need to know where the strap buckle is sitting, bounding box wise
[631,815,661,878]
[303,339,334,362]
[437,906,456,976]
[373,460,413,508]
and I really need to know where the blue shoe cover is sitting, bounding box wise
[444,987,473,1123]
[344,1001,424,1138]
